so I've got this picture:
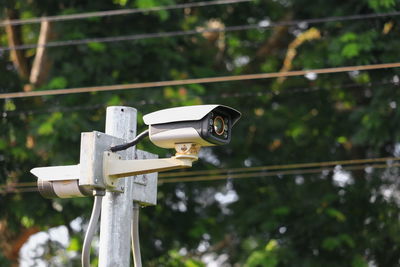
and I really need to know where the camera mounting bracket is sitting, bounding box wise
[103,143,200,190]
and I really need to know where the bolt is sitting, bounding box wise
[96,132,101,138]
[95,179,98,183]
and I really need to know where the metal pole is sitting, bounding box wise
[99,106,137,267]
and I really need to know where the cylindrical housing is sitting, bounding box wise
[38,179,91,198]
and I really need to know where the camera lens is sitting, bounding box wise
[213,116,225,136]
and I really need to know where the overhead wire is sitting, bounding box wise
[0,0,251,27]
[0,182,38,193]
[1,157,398,192]
[1,11,400,52]
[2,80,398,117]
[159,157,400,178]
[158,163,400,184]
[1,62,400,99]
[1,162,398,193]
[0,187,38,193]
[0,181,37,188]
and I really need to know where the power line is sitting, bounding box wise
[1,62,400,99]
[1,163,398,193]
[159,157,400,178]
[1,11,399,52]
[2,80,397,117]
[158,163,400,184]
[0,182,37,188]
[0,0,251,27]
[5,187,38,193]
[2,157,398,190]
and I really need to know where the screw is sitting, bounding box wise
[96,132,101,138]
[95,179,98,183]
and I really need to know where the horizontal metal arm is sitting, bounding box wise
[105,155,193,179]
[103,143,200,190]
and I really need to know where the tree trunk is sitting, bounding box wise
[4,9,30,81]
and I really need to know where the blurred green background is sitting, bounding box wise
[1,0,400,266]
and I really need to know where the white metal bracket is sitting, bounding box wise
[103,143,200,189]
[104,153,193,181]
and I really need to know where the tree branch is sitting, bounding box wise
[4,8,30,81]
[29,18,54,88]
[244,13,293,74]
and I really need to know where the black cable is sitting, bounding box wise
[0,0,251,27]
[2,80,398,117]
[1,11,400,52]
[110,129,149,152]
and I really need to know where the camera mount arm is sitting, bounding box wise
[103,143,200,190]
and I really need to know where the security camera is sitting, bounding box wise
[31,165,91,198]
[143,105,241,149]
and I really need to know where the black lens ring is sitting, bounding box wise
[213,116,225,136]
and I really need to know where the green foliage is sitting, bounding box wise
[322,234,355,251]
[67,236,82,252]
[4,100,16,111]
[48,76,68,89]
[352,255,368,267]
[87,42,107,52]
[325,208,346,222]
[136,0,174,21]
[37,112,63,136]
[368,0,396,11]
[244,240,279,267]
[1,0,400,266]
[150,250,204,267]
[0,253,10,267]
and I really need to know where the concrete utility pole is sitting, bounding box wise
[98,106,136,267]
[99,106,157,267]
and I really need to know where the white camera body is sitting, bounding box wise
[143,105,241,149]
